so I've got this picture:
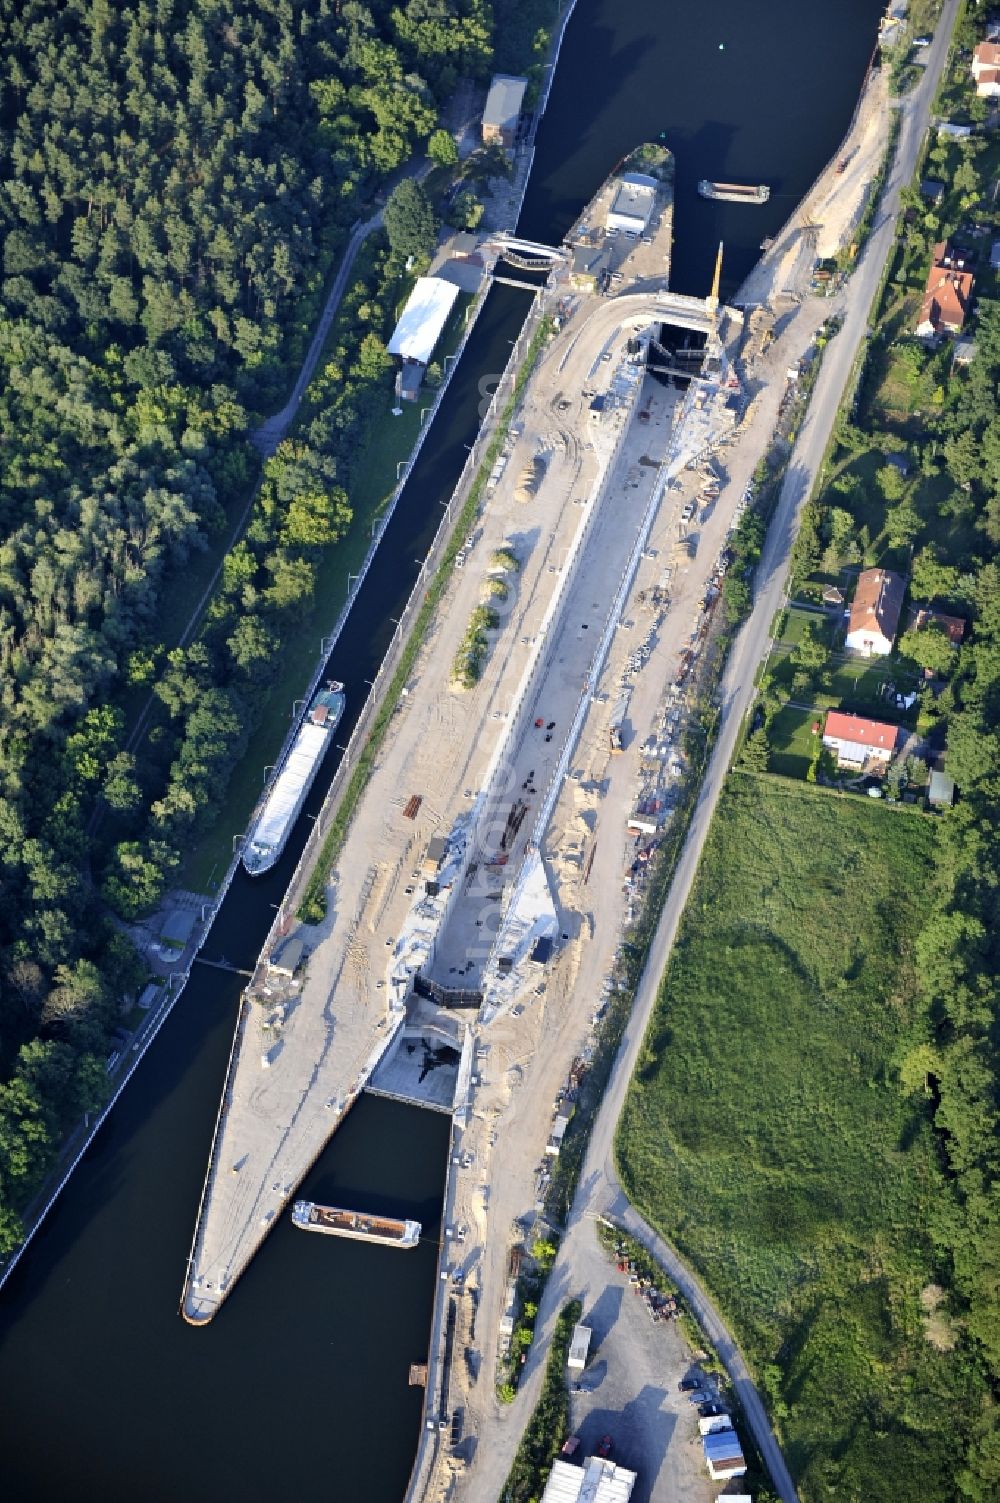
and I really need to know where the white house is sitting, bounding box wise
[822,711,901,771]
[845,568,906,656]
[972,41,1000,96]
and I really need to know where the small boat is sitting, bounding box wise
[291,1200,421,1248]
[698,180,770,205]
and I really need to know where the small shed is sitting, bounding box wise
[992,239,1000,271]
[822,584,845,606]
[920,178,945,204]
[546,1109,573,1156]
[929,769,955,808]
[886,451,910,476]
[703,1425,746,1481]
[269,932,306,978]
[567,1322,592,1371]
[422,835,449,876]
[953,337,977,367]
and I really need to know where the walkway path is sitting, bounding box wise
[109,213,382,775]
[456,6,960,1498]
[251,212,382,457]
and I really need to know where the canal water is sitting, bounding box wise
[0,3,883,1498]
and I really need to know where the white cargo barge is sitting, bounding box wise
[242,681,345,876]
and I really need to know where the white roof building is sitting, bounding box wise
[387,277,460,366]
[540,1456,637,1503]
[567,1323,592,1370]
[606,174,656,235]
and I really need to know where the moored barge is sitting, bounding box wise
[698,180,770,204]
[291,1200,421,1248]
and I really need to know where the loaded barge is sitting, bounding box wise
[242,681,346,875]
[698,180,770,204]
[292,1200,421,1248]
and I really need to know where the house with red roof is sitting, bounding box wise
[908,606,967,646]
[822,712,901,771]
[845,568,906,656]
[916,242,975,338]
[972,40,1000,96]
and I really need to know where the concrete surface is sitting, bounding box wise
[445,8,960,1503]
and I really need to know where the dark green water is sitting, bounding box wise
[0,3,884,1499]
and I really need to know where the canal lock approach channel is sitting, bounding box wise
[0,2,884,1498]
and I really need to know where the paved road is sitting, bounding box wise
[466,7,960,1500]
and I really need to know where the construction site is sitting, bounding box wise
[177,78,891,1498]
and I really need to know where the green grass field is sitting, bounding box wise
[775,605,833,648]
[765,704,820,778]
[618,777,980,1501]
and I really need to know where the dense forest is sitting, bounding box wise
[0,0,556,1251]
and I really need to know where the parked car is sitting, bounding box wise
[678,1378,700,1392]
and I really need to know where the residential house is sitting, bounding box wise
[972,40,1000,96]
[822,584,845,607]
[936,121,973,139]
[822,711,902,770]
[481,75,528,148]
[916,242,974,338]
[953,337,977,367]
[845,567,906,655]
[908,606,966,645]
